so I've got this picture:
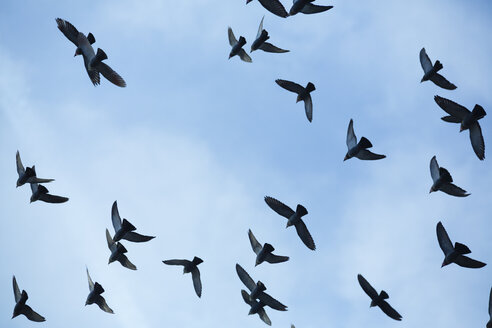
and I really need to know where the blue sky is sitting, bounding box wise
[1,0,492,327]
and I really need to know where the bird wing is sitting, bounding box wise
[86,267,94,292]
[84,55,101,86]
[264,196,295,218]
[304,94,313,122]
[258,0,289,18]
[119,255,137,270]
[12,276,21,303]
[469,122,485,160]
[30,182,39,194]
[228,27,238,46]
[346,119,358,149]
[440,183,470,197]
[248,229,262,255]
[39,193,69,203]
[22,305,46,322]
[489,287,492,316]
[430,156,440,182]
[259,42,289,53]
[454,255,486,268]
[275,79,304,95]
[258,307,272,326]
[111,201,122,231]
[56,18,80,47]
[96,295,114,314]
[191,267,202,297]
[238,49,253,63]
[241,289,254,306]
[436,221,454,256]
[258,292,288,311]
[163,259,190,266]
[96,62,127,87]
[300,3,333,14]
[123,232,155,242]
[106,229,117,252]
[256,16,265,39]
[434,95,469,120]
[430,73,457,90]
[265,253,289,264]
[357,274,378,299]
[379,300,402,321]
[355,149,386,160]
[235,263,257,292]
[294,219,316,250]
[16,151,25,176]
[419,48,433,73]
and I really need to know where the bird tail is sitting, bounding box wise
[25,166,36,178]
[87,33,96,45]
[380,290,389,300]
[358,137,373,149]
[260,30,269,41]
[441,116,461,123]
[438,167,453,183]
[238,36,247,46]
[472,104,486,120]
[454,242,471,255]
[192,257,203,265]
[434,60,443,72]
[93,48,108,65]
[296,204,308,216]
[121,219,137,232]
[263,243,275,253]
[93,282,105,294]
[306,82,316,93]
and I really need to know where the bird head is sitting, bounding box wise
[29,195,35,203]
[246,0,253,4]
[296,95,302,103]
[429,186,436,193]
[459,123,465,132]
[74,48,82,57]
[343,154,350,161]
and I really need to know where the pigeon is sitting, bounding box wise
[16,151,54,187]
[264,196,315,250]
[344,119,386,161]
[30,183,69,203]
[357,274,402,321]
[275,79,315,122]
[12,276,45,322]
[251,17,289,54]
[85,267,114,314]
[236,263,287,311]
[241,289,272,326]
[248,229,289,266]
[487,287,492,328]
[228,27,252,63]
[106,229,137,270]
[289,0,333,16]
[163,257,203,298]
[429,156,470,197]
[436,221,486,268]
[419,48,456,90]
[111,201,155,243]
[56,18,126,87]
[434,95,486,160]
[246,0,289,18]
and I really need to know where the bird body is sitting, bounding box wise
[16,151,54,187]
[30,183,69,203]
[106,229,137,270]
[228,27,252,62]
[344,119,386,161]
[163,257,203,297]
[241,289,272,325]
[357,274,402,321]
[251,17,289,54]
[85,268,114,313]
[249,230,289,266]
[429,156,470,197]
[12,276,45,322]
[111,201,155,242]
[419,48,456,90]
[275,79,315,122]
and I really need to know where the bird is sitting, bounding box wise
[487,287,492,328]
[241,289,272,326]
[246,0,289,18]
[30,183,69,203]
[111,201,155,243]
[163,257,203,298]
[419,48,456,90]
[250,17,289,54]
[264,196,315,250]
[248,229,289,266]
[85,267,114,314]
[434,95,486,160]
[288,0,333,16]
[11,276,46,322]
[275,79,315,122]
[236,263,287,311]
[16,151,54,188]
[436,221,486,269]
[357,274,402,321]
[228,27,252,63]
[344,119,386,161]
[56,18,126,87]
[106,229,137,270]
[429,156,470,197]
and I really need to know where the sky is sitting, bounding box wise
[0,0,492,327]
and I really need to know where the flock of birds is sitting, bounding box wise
[8,1,490,326]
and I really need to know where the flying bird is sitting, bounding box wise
[436,221,486,269]
[419,48,456,90]
[344,119,386,161]
[106,229,137,270]
[251,17,289,54]
[275,79,315,122]
[434,95,486,160]
[30,183,69,203]
[163,257,203,298]
[264,196,315,250]
[16,151,54,187]
[85,267,114,314]
[241,289,272,326]
[248,229,289,266]
[246,0,289,18]
[228,27,252,63]
[429,156,470,197]
[56,18,126,87]
[289,0,333,16]
[111,201,155,243]
[12,276,45,322]
[236,263,287,311]
[357,274,402,321]
[487,287,492,328]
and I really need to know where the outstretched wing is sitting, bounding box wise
[379,300,402,321]
[357,274,378,299]
[436,221,454,256]
[86,267,94,292]
[96,295,114,314]
[238,49,253,63]
[163,259,190,266]
[228,27,238,46]
[256,16,265,39]
[191,267,202,297]
[430,73,457,90]
[355,149,386,160]
[56,18,80,47]
[300,3,333,14]
[258,292,288,311]
[235,263,256,292]
[16,151,25,176]
[275,79,304,95]
[434,95,469,120]
[106,229,117,252]
[124,232,155,242]
[248,229,262,255]
[454,255,486,268]
[419,48,433,73]
[97,63,126,87]
[258,0,289,18]
[346,119,357,149]
[469,122,485,160]
[258,307,272,326]
[259,42,289,53]
[111,201,122,231]
[264,196,295,218]
[39,193,69,203]
[430,156,440,182]
[294,219,316,250]
[119,255,137,270]
[12,276,21,303]
[440,183,470,197]
[265,253,289,264]
[304,94,313,122]
[22,305,46,322]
